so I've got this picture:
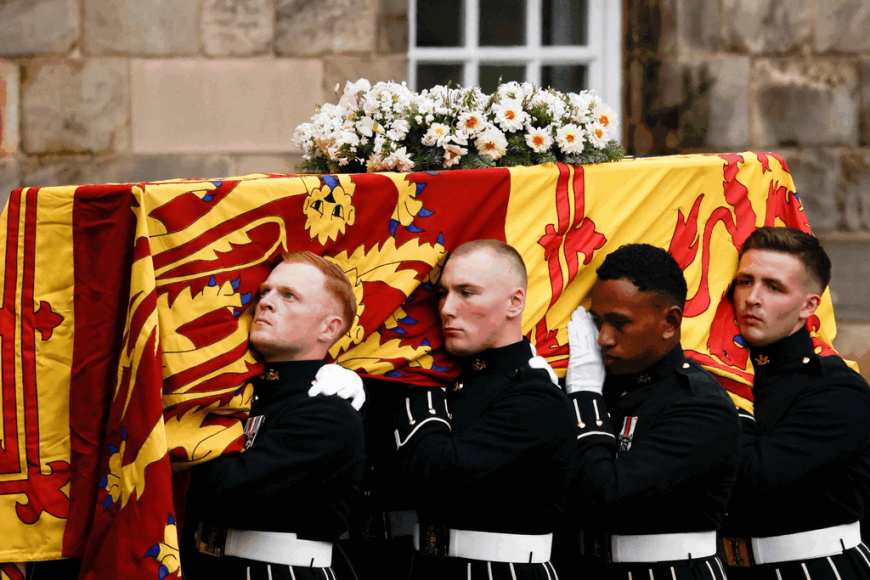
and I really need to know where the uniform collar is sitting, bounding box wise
[605,344,685,395]
[457,339,532,377]
[747,326,815,378]
[257,359,326,398]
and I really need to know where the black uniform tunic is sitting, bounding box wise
[394,340,576,580]
[181,359,366,580]
[724,327,870,580]
[553,344,740,580]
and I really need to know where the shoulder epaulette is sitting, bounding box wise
[676,358,732,401]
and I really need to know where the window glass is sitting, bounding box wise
[417,63,464,90]
[479,64,525,93]
[417,0,463,47]
[542,0,587,46]
[541,65,588,93]
[479,0,526,46]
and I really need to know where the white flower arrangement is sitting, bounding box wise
[293,79,624,174]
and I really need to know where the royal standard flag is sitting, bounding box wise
[0,153,841,578]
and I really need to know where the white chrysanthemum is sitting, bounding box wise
[457,111,485,135]
[366,154,385,172]
[587,122,608,149]
[443,143,467,168]
[385,146,415,172]
[493,99,529,133]
[556,124,585,155]
[422,122,451,146]
[474,127,508,160]
[525,127,553,153]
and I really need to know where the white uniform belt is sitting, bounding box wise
[413,524,552,563]
[751,522,861,565]
[611,531,717,563]
[224,529,333,567]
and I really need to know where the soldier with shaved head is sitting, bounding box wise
[181,251,366,580]
[393,239,576,580]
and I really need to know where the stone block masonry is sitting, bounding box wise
[0,0,408,175]
[0,60,19,157]
[0,0,80,57]
[131,59,323,154]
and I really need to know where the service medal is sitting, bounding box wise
[618,416,637,458]
[243,415,265,449]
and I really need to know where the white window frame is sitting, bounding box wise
[408,0,622,136]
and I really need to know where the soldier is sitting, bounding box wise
[181,251,366,580]
[722,227,870,579]
[553,243,740,579]
[393,239,576,580]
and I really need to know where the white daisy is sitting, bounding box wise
[457,111,486,135]
[474,127,508,160]
[525,127,553,153]
[443,143,468,168]
[422,122,451,146]
[493,99,529,133]
[556,124,585,155]
[592,103,616,134]
[587,122,608,149]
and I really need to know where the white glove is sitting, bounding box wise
[528,343,559,386]
[566,306,606,395]
[309,364,366,411]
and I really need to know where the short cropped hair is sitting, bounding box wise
[450,239,528,290]
[739,227,831,293]
[597,244,688,309]
[275,251,357,337]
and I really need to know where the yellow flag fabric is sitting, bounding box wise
[0,152,841,578]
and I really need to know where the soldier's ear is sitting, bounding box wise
[798,292,821,322]
[506,287,525,320]
[662,305,682,339]
[320,314,344,344]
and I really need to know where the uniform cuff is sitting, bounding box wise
[394,388,451,448]
[569,392,615,441]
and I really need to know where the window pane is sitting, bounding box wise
[417,0,463,47]
[479,0,526,46]
[479,64,525,93]
[542,0,587,46]
[541,65,587,93]
[416,63,464,90]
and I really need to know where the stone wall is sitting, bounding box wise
[625,0,870,376]
[0,0,408,203]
